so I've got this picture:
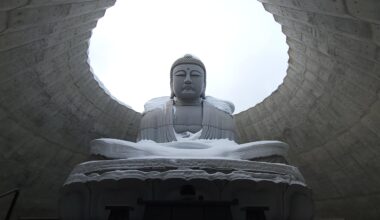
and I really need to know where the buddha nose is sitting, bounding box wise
[184,73,192,83]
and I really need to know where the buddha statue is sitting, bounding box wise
[91,54,288,162]
[138,54,236,142]
[61,55,313,220]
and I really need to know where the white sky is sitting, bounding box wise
[89,0,288,114]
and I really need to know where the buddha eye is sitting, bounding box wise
[174,71,186,76]
[190,71,201,76]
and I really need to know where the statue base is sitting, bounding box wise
[60,158,313,220]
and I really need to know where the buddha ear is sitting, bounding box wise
[170,77,175,98]
[201,80,206,98]
[201,88,205,98]
[170,83,175,99]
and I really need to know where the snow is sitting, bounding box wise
[66,157,307,186]
[143,96,169,112]
[91,96,287,161]
[204,96,234,114]
[90,138,288,161]
[174,129,202,141]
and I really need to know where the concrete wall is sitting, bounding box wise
[235,0,380,219]
[0,0,379,219]
[0,0,140,218]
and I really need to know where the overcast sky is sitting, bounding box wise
[89,0,288,114]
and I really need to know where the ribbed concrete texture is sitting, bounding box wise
[0,0,379,219]
[235,1,380,219]
[0,0,141,218]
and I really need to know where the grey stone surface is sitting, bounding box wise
[61,158,312,220]
[0,0,379,219]
[236,1,380,219]
[66,158,306,185]
[0,0,140,218]
[137,55,236,142]
[91,55,290,165]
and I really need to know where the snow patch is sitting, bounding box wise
[174,129,202,141]
[204,96,235,114]
[143,96,170,113]
[91,138,288,161]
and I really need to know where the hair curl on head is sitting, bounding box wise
[170,54,206,99]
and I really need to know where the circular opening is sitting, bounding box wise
[89,0,288,113]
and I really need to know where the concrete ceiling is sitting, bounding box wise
[0,0,379,219]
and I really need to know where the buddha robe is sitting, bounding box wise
[137,97,236,143]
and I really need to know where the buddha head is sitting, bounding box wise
[170,54,206,102]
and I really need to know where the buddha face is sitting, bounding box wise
[172,64,205,101]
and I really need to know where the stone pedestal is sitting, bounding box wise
[60,158,313,220]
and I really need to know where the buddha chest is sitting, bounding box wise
[173,105,202,134]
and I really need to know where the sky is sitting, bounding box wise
[89,0,288,114]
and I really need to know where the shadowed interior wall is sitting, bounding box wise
[0,0,140,217]
[235,1,380,219]
[0,0,379,219]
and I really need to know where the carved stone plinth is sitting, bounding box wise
[60,158,313,220]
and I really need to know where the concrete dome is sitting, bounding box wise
[0,0,379,219]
